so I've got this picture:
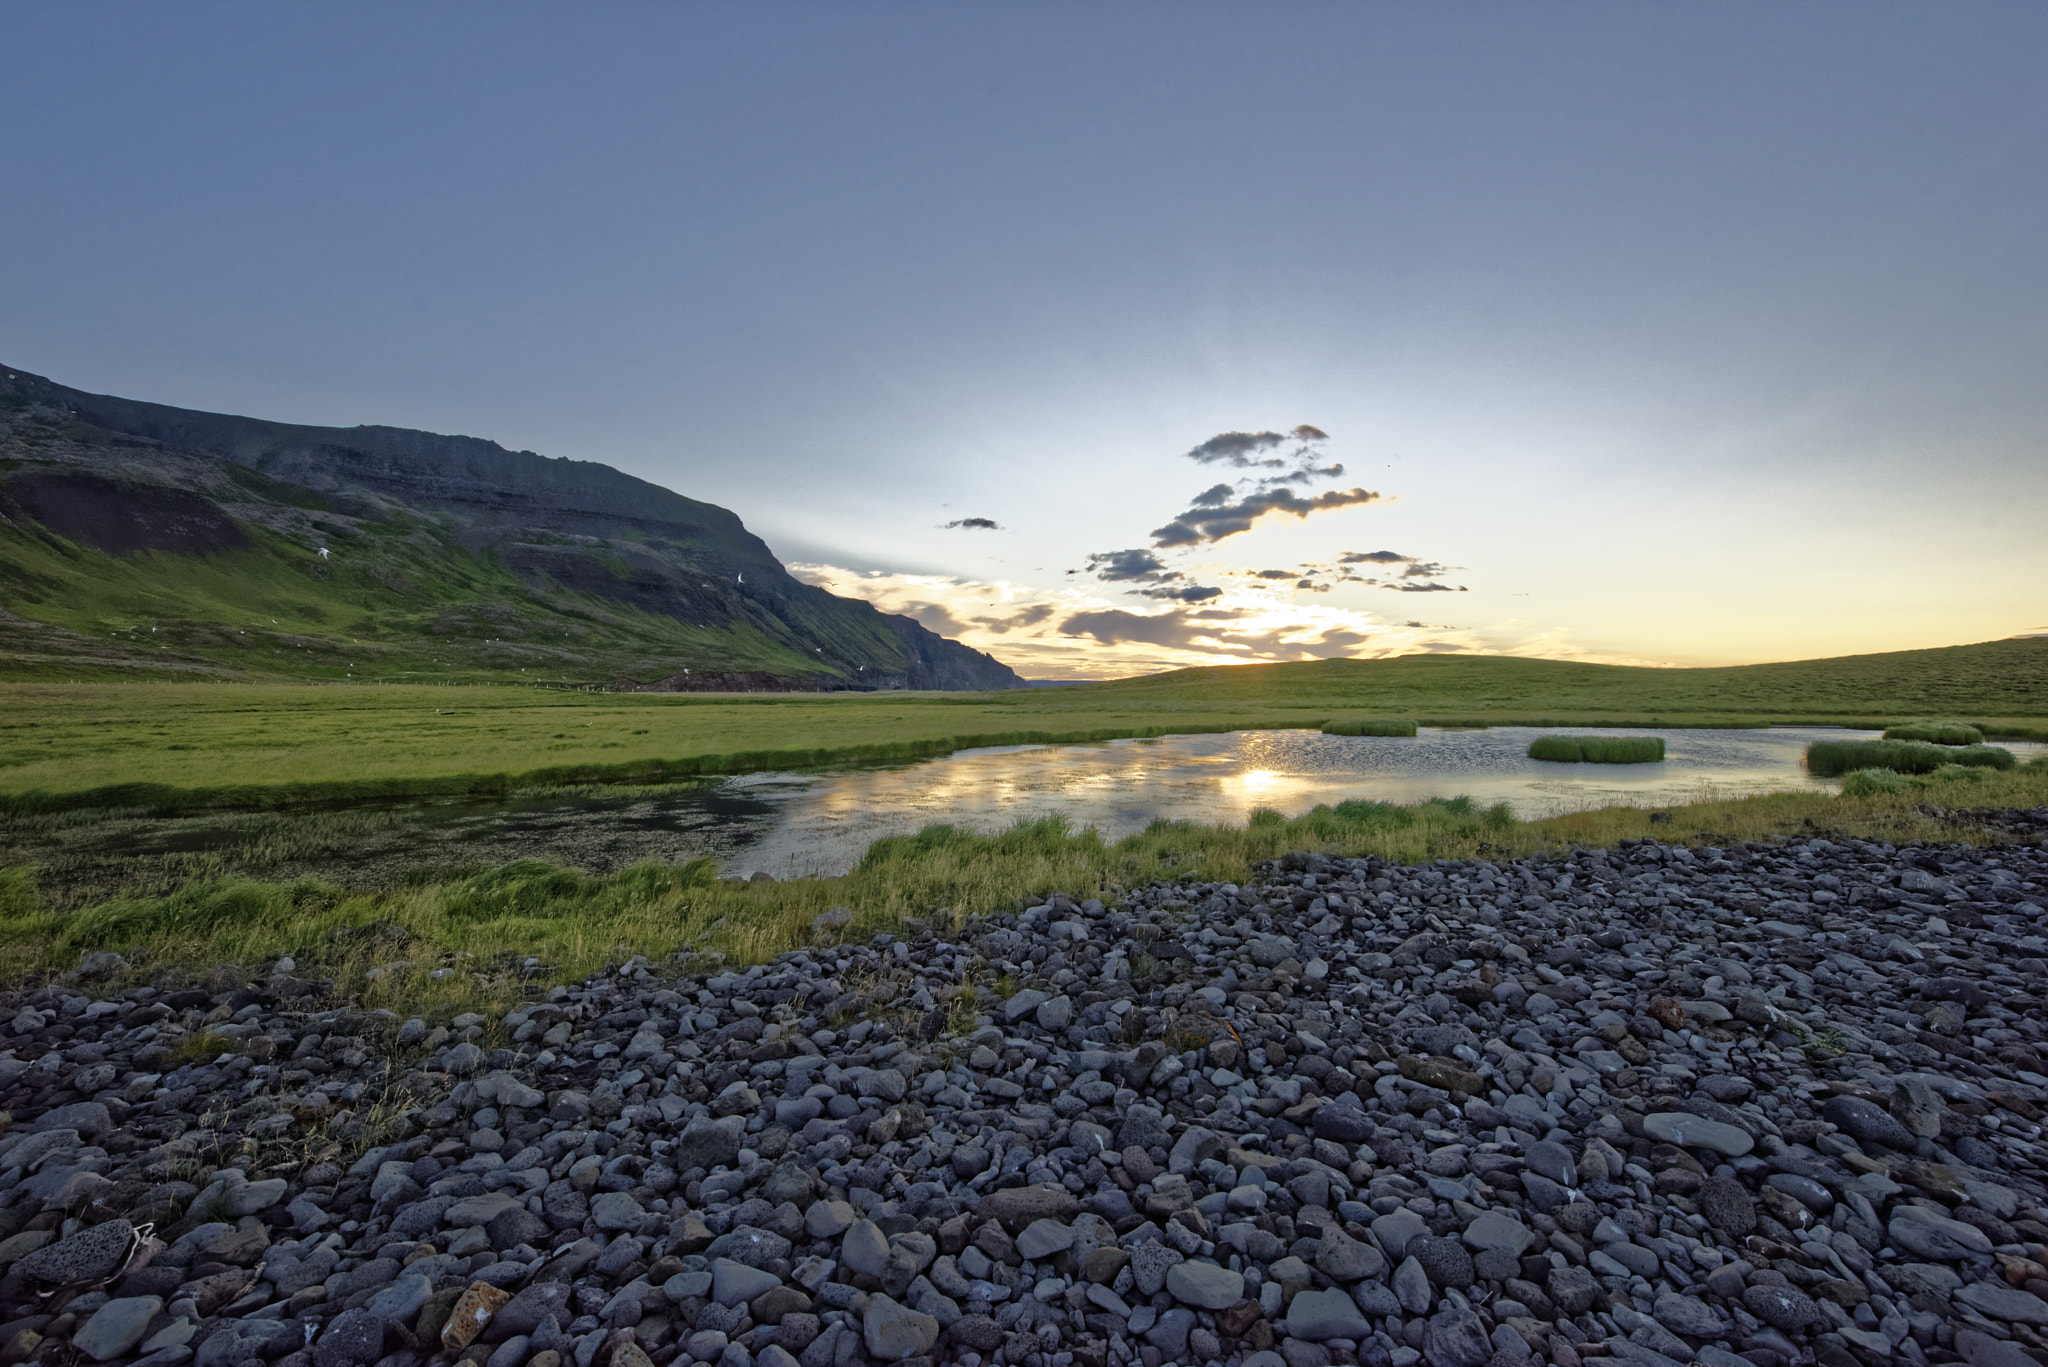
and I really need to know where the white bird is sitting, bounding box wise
[318,547,329,560]
[736,572,745,584]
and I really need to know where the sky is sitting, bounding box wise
[2,4,2044,680]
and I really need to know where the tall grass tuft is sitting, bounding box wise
[1883,722,1984,746]
[1321,718,1419,737]
[1528,736,1665,764]
[1806,739,2014,777]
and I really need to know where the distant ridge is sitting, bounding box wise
[0,364,1023,690]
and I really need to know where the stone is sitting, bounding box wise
[1640,1112,1753,1157]
[1893,1077,1946,1139]
[74,1296,164,1361]
[487,1206,552,1252]
[1822,1096,1916,1150]
[1652,1292,1728,1338]
[1954,1283,2048,1325]
[1286,1289,1372,1341]
[806,1200,857,1239]
[1889,1205,1994,1260]
[975,1183,1078,1229]
[1393,1256,1433,1314]
[842,1221,890,1277]
[30,1101,112,1141]
[673,1116,745,1171]
[1016,1220,1075,1260]
[1741,1283,1822,1331]
[1956,1331,2043,1367]
[589,1192,646,1230]
[1167,1260,1246,1309]
[1132,1240,1184,1296]
[194,1318,300,1367]
[861,1294,939,1360]
[1312,1107,1375,1144]
[1461,1212,1533,1258]
[488,1281,571,1339]
[1547,1266,1597,1316]
[1524,1141,1575,1187]
[1413,1236,1474,1289]
[14,1218,134,1285]
[366,1272,432,1323]
[713,1258,784,1306]
[1372,1209,1429,1260]
[312,1308,388,1367]
[1423,1307,1492,1367]
[1314,1226,1384,1282]
[1697,1176,1758,1236]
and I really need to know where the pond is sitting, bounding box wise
[20,724,2037,898]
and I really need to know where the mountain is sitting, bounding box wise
[0,365,1022,690]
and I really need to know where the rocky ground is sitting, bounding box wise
[4,818,2048,1367]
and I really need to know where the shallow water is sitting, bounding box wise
[14,726,2041,894]
[726,726,2048,878]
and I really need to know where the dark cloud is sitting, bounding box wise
[1338,550,1410,564]
[1390,581,1466,593]
[897,600,973,636]
[1296,579,1329,592]
[1186,431,1289,467]
[1152,486,1381,547]
[1188,483,1235,509]
[944,516,1001,530]
[1058,609,1223,650]
[1135,584,1223,602]
[1086,548,1176,582]
[1256,463,1344,488]
[973,603,1056,634]
[1190,608,1253,620]
[1401,560,1455,579]
[1251,569,1295,580]
[1420,641,1468,652]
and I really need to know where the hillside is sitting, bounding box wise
[1043,636,2048,719]
[0,365,1021,690]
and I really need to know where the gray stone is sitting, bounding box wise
[312,1307,388,1367]
[1547,1265,1598,1316]
[1035,995,1074,1031]
[806,1200,857,1239]
[1893,1077,1946,1139]
[446,1192,526,1227]
[487,1206,552,1252]
[860,1293,938,1360]
[1168,1126,1223,1175]
[1372,1209,1429,1260]
[714,1258,784,1306]
[1003,990,1050,1024]
[366,1272,432,1323]
[841,1220,890,1278]
[1016,1219,1075,1260]
[1822,1095,1916,1150]
[1166,1260,1245,1310]
[74,1296,164,1362]
[1889,1204,1994,1260]
[1285,1288,1371,1341]
[1524,1141,1575,1187]
[30,1101,112,1141]
[1423,1307,1492,1367]
[673,1116,746,1171]
[1393,1255,1433,1314]
[1956,1331,2045,1367]
[589,1191,646,1230]
[1640,1112,1753,1157]
[1461,1212,1533,1258]
[1314,1226,1384,1282]
[1413,1236,1474,1289]
[195,1317,300,1367]
[1741,1283,1821,1331]
[1131,1240,1184,1296]
[1146,1307,1196,1359]
[1955,1282,2048,1325]
[1651,1292,1727,1338]
[1699,1076,1754,1102]
[1697,1176,1757,1236]
[14,1218,134,1285]
[490,1282,575,1339]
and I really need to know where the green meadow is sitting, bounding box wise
[1,636,2044,812]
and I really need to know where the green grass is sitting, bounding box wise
[1527,735,1666,764]
[10,758,2048,1017]
[1320,717,1419,737]
[1805,739,2017,778]
[0,636,2042,813]
[1882,721,1985,745]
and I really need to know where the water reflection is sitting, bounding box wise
[728,726,2047,879]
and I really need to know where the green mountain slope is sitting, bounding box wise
[0,365,1021,689]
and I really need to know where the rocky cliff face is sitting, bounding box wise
[0,365,1021,690]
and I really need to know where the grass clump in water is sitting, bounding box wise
[1321,718,1418,737]
[1807,739,2014,777]
[1528,735,1665,764]
[1884,722,1985,745]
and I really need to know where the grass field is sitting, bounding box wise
[1,636,2043,811]
[5,758,2045,1019]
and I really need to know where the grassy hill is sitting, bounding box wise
[0,364,1019,690]
[0,637,2039,811]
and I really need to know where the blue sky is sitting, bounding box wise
[4,3,2044,677]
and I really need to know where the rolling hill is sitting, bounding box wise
[0,365,1021,690]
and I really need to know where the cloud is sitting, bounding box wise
[973,603,1056,634]
[1152,486,1381,547]
[1390,581,1466,593]
[1338,550,1411,565]
[1135,584,1224,602]
[1401,560,1456,579]
[943,517,1001,530]
[1058,609,1222,650]
[1185,431,1290,467]
[1085,548,1176,582]
[1250,569,1295,580]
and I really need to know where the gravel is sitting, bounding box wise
[3,826,2048,1367]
